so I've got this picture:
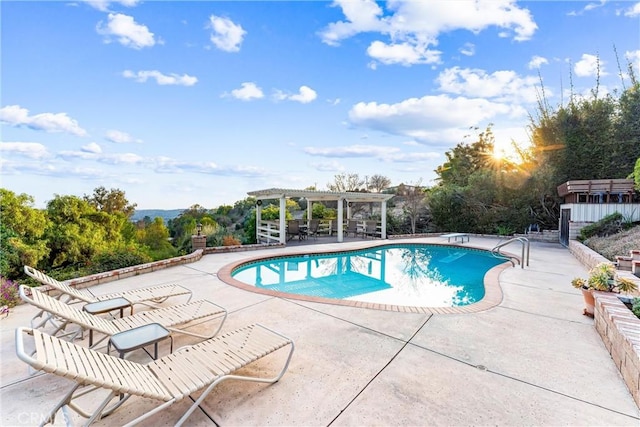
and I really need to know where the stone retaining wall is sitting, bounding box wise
[60,243,283,291]
[571,240,640,408]
[568,240,612,269]
[594,292,640,407]
[66,250,204,290]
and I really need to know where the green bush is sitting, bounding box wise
[578,212,623,241]
[632,298,640,319]
[496,225,515,236]
[88,246,152,274]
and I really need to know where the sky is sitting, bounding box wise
[1,1,639,210]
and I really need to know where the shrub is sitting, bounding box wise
[222,235,241,246]
[0,276,20,308]
[89,246,152,274]
[496,225,515,236]
[632,298,640,318]
[578,212,623,241]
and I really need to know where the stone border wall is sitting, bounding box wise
[568,240,611,269]
[594,292,640,407]
[570,240,640,408]
[56,243,284,291]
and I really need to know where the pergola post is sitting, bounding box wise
[380,200,387,239]
[279,195,286,244]
[337,197,344,243]
[255,201,262,243]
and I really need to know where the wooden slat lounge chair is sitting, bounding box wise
[24,265,193,330]
[16,324,294,426]
[19,285,227,348]
[24,265,193,306]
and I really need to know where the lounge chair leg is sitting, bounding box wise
[175,339,294,427]
[38,383,81,426]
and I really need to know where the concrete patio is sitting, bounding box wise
[1,236,639,426]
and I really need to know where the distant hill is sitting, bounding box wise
[131,209,185,223]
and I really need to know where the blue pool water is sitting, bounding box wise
[231,244,506,307]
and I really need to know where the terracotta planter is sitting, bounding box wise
[581,288,595,317]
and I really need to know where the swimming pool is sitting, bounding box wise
[228,244,508,309]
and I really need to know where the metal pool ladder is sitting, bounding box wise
[491,237,530,269]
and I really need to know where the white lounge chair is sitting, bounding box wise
[16,324,294,426]
[24,265,193,307]
[19,285,227,348]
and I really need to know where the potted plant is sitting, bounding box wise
[571,262,638,317]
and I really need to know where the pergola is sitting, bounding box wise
[247,188,394,243]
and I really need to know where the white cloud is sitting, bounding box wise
[96,13,156,49]
[290,86,318,103]
[319,0,387,47]
[305,145,400,158]
[208,15,246,52]
[528,55,548,69]
[319,0,537,66]
[152,156,268,176]
[574,53,607,77]
[122,70,197,86]
[367,41,442,66]
[624,2,640,17]
[0,142,49,159]
[82,0,140,12]
[274,86,318,103]
[229,82,264,101]
[82,142,102,153]
[0,105,87,136]
[105,130,142,144]
[348,94,521,144]
[436,67,540,103]
[58,149,144,164]
[304,144,440,163]
[626,50,640,72]
[309,160,345,172]
[459,43,475,57]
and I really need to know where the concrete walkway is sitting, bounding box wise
[1,237,639,426]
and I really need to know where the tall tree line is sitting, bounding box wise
[427,65,640,234]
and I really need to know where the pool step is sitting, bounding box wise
[440,252,467,263]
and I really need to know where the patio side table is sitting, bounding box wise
[107,323,173,360]
[83,297,133,346]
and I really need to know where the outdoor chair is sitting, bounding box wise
[24,265,193,331]
[24,265,193,307]
[307,219,320,240]
[363,221,378,239]
[16,324,294,427]
[286,220,306,241]
[19,285,227,349]
[346,220,359,237]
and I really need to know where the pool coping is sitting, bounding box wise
[218,241,512,314]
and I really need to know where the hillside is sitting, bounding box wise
[131,209,184,223]
[584,225,640,261]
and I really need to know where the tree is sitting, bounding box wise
[368,174,391,193]
[44,195,127,268]
[401,180,427,234]
[0,189,50,279]
[435,127,495,187]
[327,173,364,192]
[84,186,137,218]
